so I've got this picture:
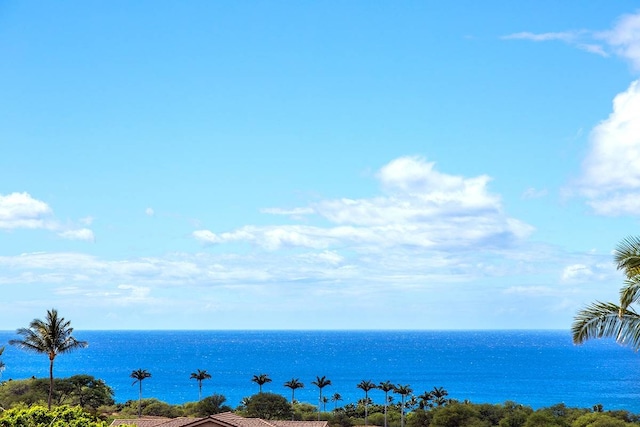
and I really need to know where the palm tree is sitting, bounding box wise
[573,236,640,349]
[431,386,448,407]
[417,390,433,409]
[378,380,394,427]
[357,380,376,425]
[190,369,212,401]
[331,393,343,411]
[312,375,332,420]
[284,378,304,420]
[322,396,329,412]
[9,308,88,409]
[252,373,272,393]
[131,369,152,417]
[0,346,5,379]
[394,384,412,427]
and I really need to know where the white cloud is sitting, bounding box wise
[0,192,96,240]
[0,192,53,229]
[145,207,155,216]
[58,228,95,242]
[576,79,640,215]
[194,156,533,251]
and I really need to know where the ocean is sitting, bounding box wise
[1,330,639,412]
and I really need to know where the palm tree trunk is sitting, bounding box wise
[365,392,369,426]
[199,381,202,401]
[138,381,143,417]
[291,390,295,421]
[48,356,54,410]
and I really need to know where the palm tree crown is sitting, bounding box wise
[9,308,88,409]
[131,369,152,417]
[431,386,448,406]
[573,236,640,349]
[252,373,272,393]
[284,378,304,402]
[190,369,212,401]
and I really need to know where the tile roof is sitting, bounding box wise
[109,412,330,427]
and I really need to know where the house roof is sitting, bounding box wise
[109,412,330,427]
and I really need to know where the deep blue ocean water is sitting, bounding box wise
[1,330,640,413]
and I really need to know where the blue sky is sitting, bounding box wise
[1,1,640,329]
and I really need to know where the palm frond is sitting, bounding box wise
[614,236,640,278]
[620,276,640,310]
[572,301,640,350]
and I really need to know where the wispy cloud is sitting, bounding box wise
[522,188,548,200]
[503,11,640,66]
[597,11,640,70]
[502,31,581,43]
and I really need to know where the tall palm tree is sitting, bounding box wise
[331,393,343,411]
[573,236,640,349]
[378,381,395,427]
[252,373,272,393]
[131,369,152,418]
[0,346,5,379]
[284,378,304,420]
[312,375,332,420]
[357,380,376,426]
[394,384,412,427]
[190,369,212,401]
[9,308,88,409]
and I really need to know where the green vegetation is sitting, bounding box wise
[1,376,640,427]
[0,404,109,427]
[8,308,88,410]
[0,375,114,412]
[239,392,292,420]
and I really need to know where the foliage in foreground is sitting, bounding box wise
[0,375,114,413]
[0,404,108,427]
[237,392,292,420]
